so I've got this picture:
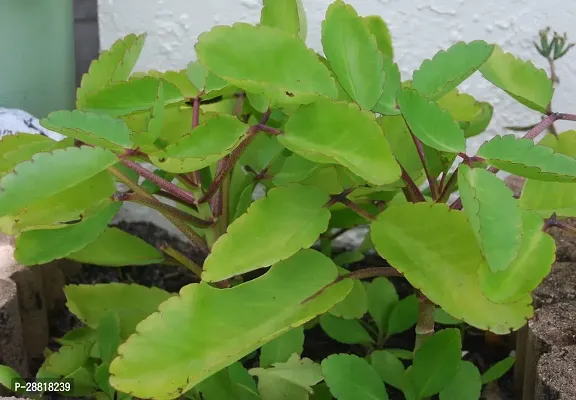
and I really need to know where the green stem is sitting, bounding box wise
[108,166,151,199]
[437,167,458,203]
[414,293,435,351]
[160,243,203,278]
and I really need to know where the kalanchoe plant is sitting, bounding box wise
[1,0,576,399]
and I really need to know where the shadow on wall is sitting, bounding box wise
[73,0,100,89]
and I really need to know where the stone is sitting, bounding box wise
[548,218,576,262]
[533,262,576,308]
[536,346,576,399]
[0,279,28,379]
[504,174,526,195]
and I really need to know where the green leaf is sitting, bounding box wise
[366,277,399,334]
[272,153,319,186]
[458,164,523,272]
[434,308,462,325]
[96,312,121,365]
[480,45,553,113]
[144,68,200,97]
[65,283,172,339]
[203,184,330,282]
[149,114,249,173]
[67,227,165,266]
[322,354,389,400]
[321,1,384,109]
[109,250,353,398]
[373,58,401,115]
[185,61,229,95]
[14,201,121,266]
[410,328,461,398]
[77,33,146,108]
[82,77,184,118]
[379,115,422,178]
[412,41,493,100]
[436,89,493,138]
[0,365,22,392]
[196,23,337,105]
[41,110,133,151]
[0,134,69,176]
[387,349,413,360]
[260,326,305,368]
[387,294,419,336]
[481,356,516,384]
[13,171,115,233]
[36,341,93,380]
[280,99,401,185]
[479,210,555,303]
[261,0,307,40]
[397,88,466,153]
[250,354,323,399]
[439,361,482,400]
[328,275,368,319]
[197,363,260,400]
[363,16,393,59]
[319,314,373,345]
[369,350,405,390]
[477,135,576,182]
[0,146,118,216]
[333,251,364,267]
[371,203,533,333]
[131,82,165,150]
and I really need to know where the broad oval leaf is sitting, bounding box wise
[202,184,331,282]
[480,45,553,113]
[260,326,305,368]
[436,89,493,138]
[481,356,515,384]
[67,227,165,267]
[412,41,493,100]
[479,210,555,303]
[261,0,307,40]
[369,350,405,390]
[77,33,146,108]
[14,201,121,266]
[0,134,71,176]
[477,135,576,182]
[321,0,384,109]
[0,146,118,216]
[387,294,419,335]
[185,61,229,96]
[439,360,482,400]
[272,153,319,186]
[41,110,133,151]
[197,363,260,400]
[322,354,389,400]
[366,277,399,334]
[373,58,401,115]
[65,283,172,339]
[82,77,184,118]
[397,88,466,153]
[196,23,337,105]
[109,250,353,398]
[280,99,401,185]
[371,203,533,333]
[319,314,373,345]
[458,164,523,272]
[149,114,249,173]
[328,268,368,319]
[363,15,393,59]
[411,328,462,398]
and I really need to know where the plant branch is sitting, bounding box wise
[415,293,436,351]
[438,167,459,203]
[120,159,197,206]
[159,242,203,278]
[193,96,201,128]
[543,212,576,235]
[339,198,376,222]
[233,92,246,117]
[409,131,438,200]
[399,163,426,202]
[155,190,198,210]
[108,166,151,199]
[256,124,283,136]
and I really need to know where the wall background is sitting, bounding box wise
[97,0,576,233]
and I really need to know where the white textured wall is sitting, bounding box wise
[98,0,576,232]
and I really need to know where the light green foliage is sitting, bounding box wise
[0,133,71,176]
[322,354,389,400]
[363,15,394,59]
[371,203,533,333]
[261,0,307,40]
[260,326,305,368]
[196,23,337,105]
[481,356,516,384]
[250,355,323,400]
[477,135,576,182]
[397,88,466,153]
[436,89,493,138]
[41,110,133,151]
[366,277,399,335]
[328,268,368,319]
[131,82,165,150]
[123,102,191,146]
[196,363,260,400]
[150,114,249,172]
[373,58,401,115]
[77,33,146,108]
[65,283,172,339]
[203,184,331,282]
[143,68,199,97]
[458,164,523,272]
[281,99,401,185]
[369,350,405,390]
[439,361,482,400]
[0,146,118,216]
[185,61,229,95]
[412,41,493,100]
[0,365,22,393]
[319,314,373,344]
[109,250,352,398]
[14,202,121,266]
[67,227,165,266]
[480,45,553,112]
[272,153,319,186]
[322,1,384,109]
[387,294,419,335]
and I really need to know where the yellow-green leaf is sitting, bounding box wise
[436,89,493,138]
[261,0,307,40]
[363,15,393,59]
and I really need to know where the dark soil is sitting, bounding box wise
[43,221,515,400]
